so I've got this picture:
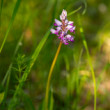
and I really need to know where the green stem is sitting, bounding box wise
[45,41,62,110]
[78,14,96,110]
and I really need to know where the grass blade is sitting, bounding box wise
[78,14,97,110]
[8,27,51,110]
[68,6,82,16]
[0,0,21,53]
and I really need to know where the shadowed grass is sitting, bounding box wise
[0,0,3,26]
[2,33,23,86]
[72,49,83,109]
[1,33,23,105]
[0,0,21,53]
[8,27,51,110]
[78,14,97,110]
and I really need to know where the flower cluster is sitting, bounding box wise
[50,9,75,45]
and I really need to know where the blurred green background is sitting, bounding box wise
[0,0,110,110]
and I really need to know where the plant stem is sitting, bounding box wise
[45,41,62,110]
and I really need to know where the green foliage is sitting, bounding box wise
[8,28,51,110]
[0,0,110,110]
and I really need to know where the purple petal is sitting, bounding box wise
[61,37,68,45]
[54,23,57,26]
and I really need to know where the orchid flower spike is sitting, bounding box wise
[50,9,75,45]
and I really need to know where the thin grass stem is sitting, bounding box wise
[45,41,62,110]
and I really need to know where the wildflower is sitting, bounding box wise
[50,9,75,45]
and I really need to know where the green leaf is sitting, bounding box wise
[0,0,21,53]
[0,92,4,104]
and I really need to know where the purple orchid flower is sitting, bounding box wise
[50,9,75,45]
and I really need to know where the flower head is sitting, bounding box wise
[50,9,75,45]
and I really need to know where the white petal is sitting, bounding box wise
[68,21,73,25]
[66,25,73,30]
[60,15,65,20]
[66,34,71,39]
[50,29,56,34]
[62,9,67,17]
[55,19,62,26]
[65,19,68,24]
[60,9,67,20]
[56,26,61,31]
